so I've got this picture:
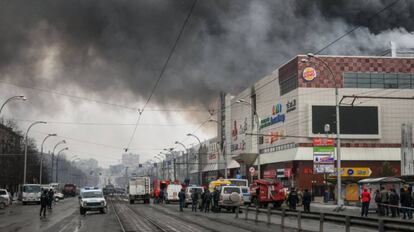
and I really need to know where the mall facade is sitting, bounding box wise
[152,54,414,200]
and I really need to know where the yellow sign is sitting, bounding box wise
[302,67,317,81]
[331,167,372,177]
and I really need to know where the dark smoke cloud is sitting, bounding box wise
[0,0,413,112]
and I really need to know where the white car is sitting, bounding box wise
[184,186,204,207]
[0,189,11,206]
[79,188,107,215]
[165,184,182,204]
[240,186,251,205]
[218,186,244,213]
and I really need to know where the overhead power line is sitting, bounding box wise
[125,0,198,151]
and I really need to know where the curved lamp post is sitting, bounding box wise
[56,147,69,183]
[39,133,57,184]
[175,141,190,181]
[51,140,66,182]
[23,121,47,184]
[0,95,27,117]
[302,53,342,207]
[187,133,202,185]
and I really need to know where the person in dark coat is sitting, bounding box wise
[159,189,164,204]
[302,189,311,213]
[287,188,298,211]
[374,189,381,216]
[39,190,48,218]
[204,189,212,213]
[380,187,389,216]
[389,188,399,218]
[408,186,413,219]
[178,188,186,212]
[212,188,220,212]
[47,189,54,209]
[200,189,206,211]
[191,189,199,212]
[400,188,410,219]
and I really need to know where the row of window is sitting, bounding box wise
[343,72,414,89]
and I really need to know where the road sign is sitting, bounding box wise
[249,167,256,173]
[312,138,334,146]
[332,167,372,177]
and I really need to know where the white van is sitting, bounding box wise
[22,184,42,205]
[165,184,182,204]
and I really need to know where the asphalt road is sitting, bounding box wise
[0,198,121,232]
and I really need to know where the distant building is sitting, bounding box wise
[122,153,140,168]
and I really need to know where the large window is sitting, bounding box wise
[344,72,414,89]
[312,106,379,135]
[280,74,298,95]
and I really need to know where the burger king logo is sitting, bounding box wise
[302,67,317,81]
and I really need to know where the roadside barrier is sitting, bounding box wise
[236,205,414,231]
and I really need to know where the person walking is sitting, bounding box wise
[360,188,371,217]
[154,188,160,204]
[178,188,186,212]
[159,189,164,204]
[302,189,311,213]
[47,189,54,209]
[200,188,206,211]
[389,188,399,218]
[39,190,48,219]
[287,188,298,211]
[380,187,389,216]
[212,188,220,213]
[204,189,212,213]
[374,189,381,216]
[408,186,413,219]
[191,189,199,212]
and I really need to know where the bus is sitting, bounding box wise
[225,179,249,187]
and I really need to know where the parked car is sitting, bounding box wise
[0,189,11,206]
[217,185,243,213]
[240,186,251,205]
[0,197,7,209]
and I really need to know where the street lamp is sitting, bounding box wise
[175,141,190,182]
[302,53,343,207]
[187,133,203,185]
[0,95,27,117]
[39,133,57,184]
[52,140,66,182]
[164,148,177,181]
[56,147,69,183]
[23,121,47,184]
[235,98,261,179]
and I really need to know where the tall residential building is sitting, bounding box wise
[122,153,140,168]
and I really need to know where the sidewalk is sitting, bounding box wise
[310,202,361,216]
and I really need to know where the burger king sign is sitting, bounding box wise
[302,67,317,82]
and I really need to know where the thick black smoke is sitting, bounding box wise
[0,0,413,112]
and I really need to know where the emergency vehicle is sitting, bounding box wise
[250,179,285,208]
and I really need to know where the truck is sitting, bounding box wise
[128,176,151,204]
[250,179,285,208]
[63,183,77,197]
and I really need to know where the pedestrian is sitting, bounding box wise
[204,189,212,213]
[380,187,389,216]
[191,189,199,212]
[360,188,371,217]
[400,188,411,219]
[374,189,381,216]
[212,188,220,213]
[39,190,48,219]
[178,188,186,212]
[154,188,160,204]
[302,189,311,213]
[47,189,54,209]
[200,188,206,211]
[389,188,399,218]
[408,186,413,219]
[287,187,298,211]
[159,189,164,204]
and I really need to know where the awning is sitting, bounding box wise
[227,160,240,169]
[202,163,218,172]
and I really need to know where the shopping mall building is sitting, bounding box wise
[211,54,414,197]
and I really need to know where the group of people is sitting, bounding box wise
[179,188,220,213]
[39,189,55,219]
[372,187,414,219]
[287,188,312,213]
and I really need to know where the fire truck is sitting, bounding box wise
[250,179,285,208]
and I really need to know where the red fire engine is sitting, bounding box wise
[250,179,285,208]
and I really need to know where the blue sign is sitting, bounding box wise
[236,174,242,179]
[347,169,354,176]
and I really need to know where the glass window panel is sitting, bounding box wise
[371,83,384,88]
[371,78,384,84]
[370,73,384,79]
[344,82,357,88]
[357,73,371,79]
[357,78,371,84]
[357,83,371,88]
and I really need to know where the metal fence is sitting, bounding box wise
[235,205,414,231]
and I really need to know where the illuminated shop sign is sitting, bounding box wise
[302,67,317,81]
[263,129,286,144]
[261,103,285,128]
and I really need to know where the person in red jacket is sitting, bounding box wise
[361,188,371,217]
